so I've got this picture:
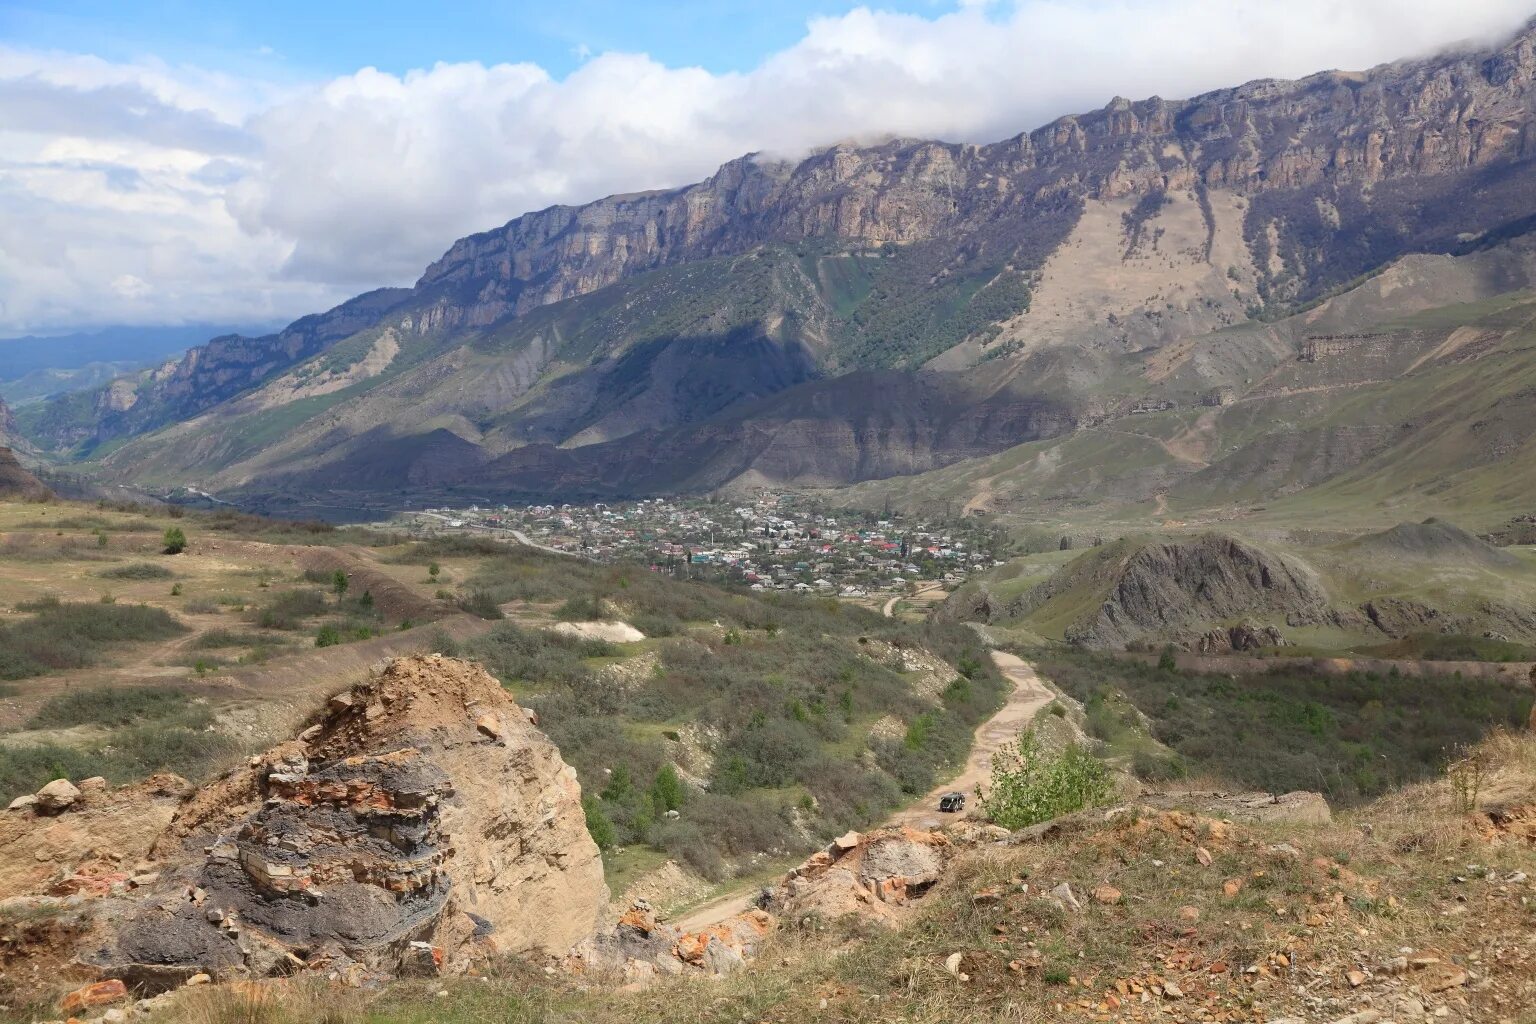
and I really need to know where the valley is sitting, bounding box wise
[6,13,1536,1024]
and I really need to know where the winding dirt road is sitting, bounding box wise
[672,649,1053,931]
[882,582,945,618]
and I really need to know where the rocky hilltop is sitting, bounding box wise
[20,20,1536,507]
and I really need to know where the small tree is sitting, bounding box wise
[651,763,687,812]
[428,562,441,582]
[331,569,349,602]
[582,796,617,849]
[162,526,187,555]
[978,730,1112,830]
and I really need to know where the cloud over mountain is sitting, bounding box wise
[1,0,1530,332]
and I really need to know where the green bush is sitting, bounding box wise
[251,589,328,630]
[193,629,286,649]
[457,590,505,620]
[1031,648,1534,803]
[978,730,1112,830]
[96,562,175,581]
[582,795,617,849]
[162,526,187,554]
[315,625,342,647]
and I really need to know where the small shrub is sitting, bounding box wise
[315,625,342,648]
[0,602,189,680]
[457,590,505,620]
[251,589,328,630]
[27,686,205,730]
[97,562,174,581]
[162,527,187,555]
[978,730,1112,830]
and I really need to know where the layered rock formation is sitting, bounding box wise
[95,655,606,986]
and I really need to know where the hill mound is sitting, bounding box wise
[1001,534,1330,650]
[0,445,51,501]
[1346,518,1521,570]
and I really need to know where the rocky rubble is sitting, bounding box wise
[764,826,952,927]
[1,773,192,903]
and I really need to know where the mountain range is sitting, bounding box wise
[17,21,1536,523]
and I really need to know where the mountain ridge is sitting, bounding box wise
[20,19,1536,514]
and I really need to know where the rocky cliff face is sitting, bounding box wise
[1009,534,1333,650]
[414,23,1536,330]
[27,21,1536,499]
[96,656,607,986]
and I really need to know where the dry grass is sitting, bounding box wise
[129,730,1536,1024]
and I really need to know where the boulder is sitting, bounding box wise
[35,779,81,813]
[98,655,608,982]
[60,979,128,1013]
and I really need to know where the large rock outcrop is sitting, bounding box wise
[97,655,606,986]
[0,445,51,501]
[1013,534,1331,650]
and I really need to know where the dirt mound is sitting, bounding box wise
[1347,518,1521,570]
[294,548,448,623]
[1014,534,1330,650]
[0,445,51,501]
[96,655,606,987]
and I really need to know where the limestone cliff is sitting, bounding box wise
[27,20,1536,501]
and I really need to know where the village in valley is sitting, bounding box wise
[384,493,1007,601]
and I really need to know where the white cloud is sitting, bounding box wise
[1,0,1532,333]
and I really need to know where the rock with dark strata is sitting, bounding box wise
[97,655,607,985]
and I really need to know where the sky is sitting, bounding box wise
[1,0,1532,335]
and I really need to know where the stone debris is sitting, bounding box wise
[59,979,127,1013]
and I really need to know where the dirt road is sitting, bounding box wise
[672,649,1053,931]
[884,651,1055,830]
[882,582,944,619]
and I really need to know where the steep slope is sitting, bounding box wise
[0,444,50,501]
[840,241,1536,530]
[25,21,1536,505]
